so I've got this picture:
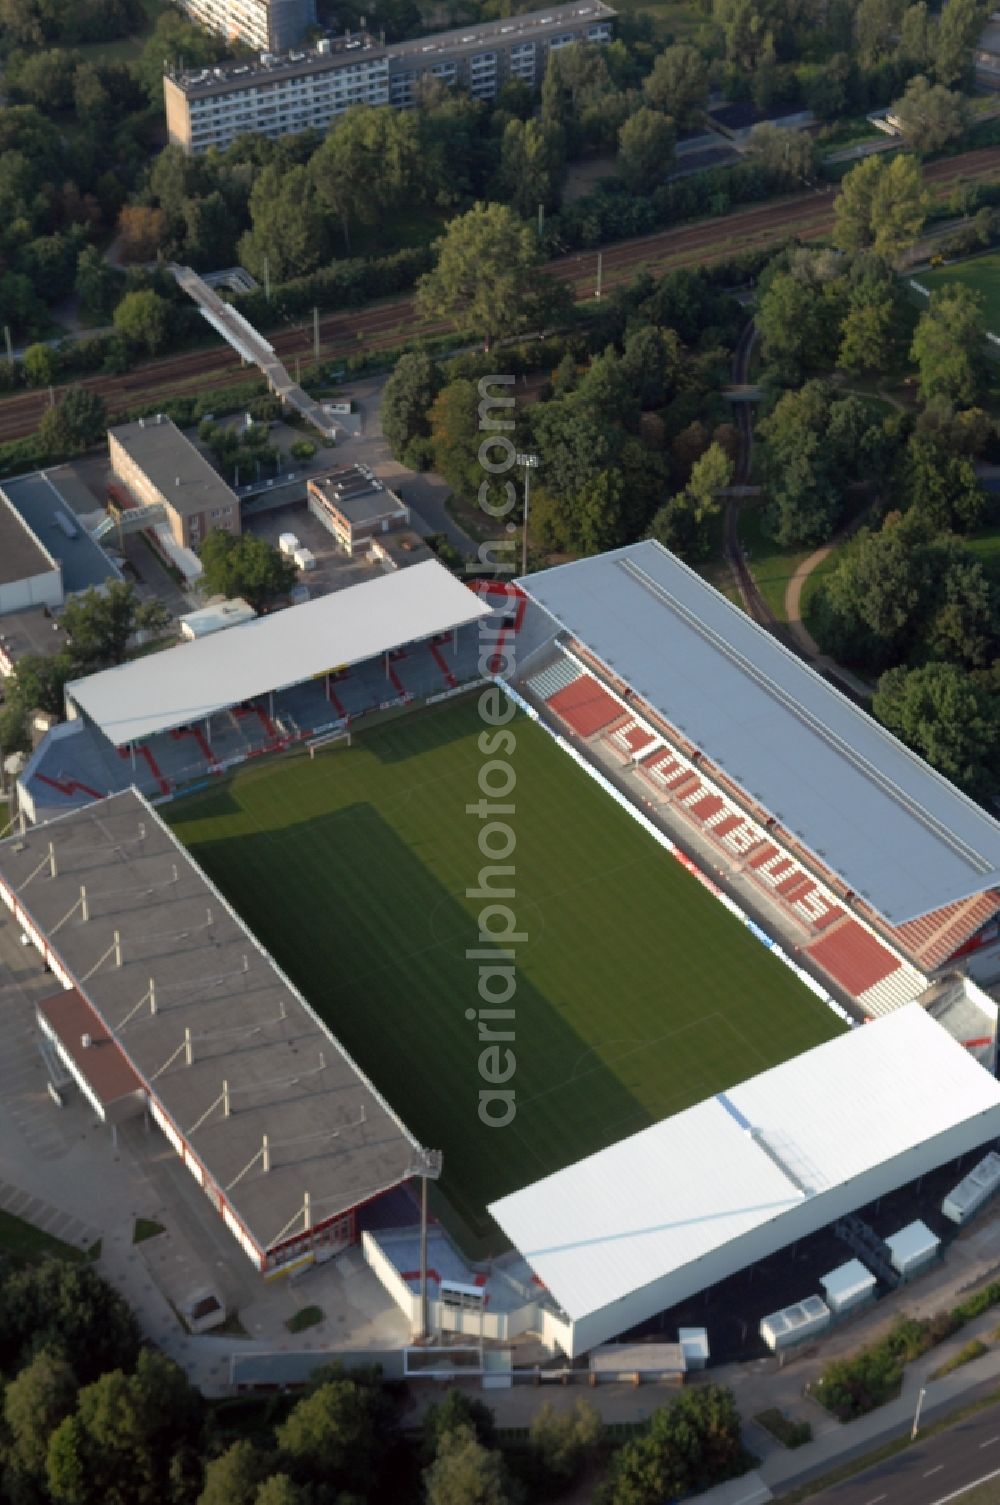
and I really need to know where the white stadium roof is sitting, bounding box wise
[67,560,490,746]
[489,1006,1000,1329]
[518,541,1000,925]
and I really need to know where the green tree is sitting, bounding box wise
[756,270,839,384]
[75,246,123,322]
[423,1425,520,1505]
[60,581,161,670]
[415,202,545,352]
[0,1261,139,1387]
[890,74,967,153]
[381,351,443,462]
[934,0,983,86]
[746,123,816,184]
[642,44,708,127]
[422,1389,498,1465]
[910,284,985,404]
[902,430,988,530]
[37,386,107,457]
[275,1378,383,1496]
[197,1441,267,1505]
[833,154,929,259]
[254,1476,312,1505]
[197,532,297,610]
[3,1347,78,1479]
[112,288,170,355]
[529,1400,602,1491]
[599,1387,748,1505]
[838,293,896,373]
[497,117,566,217]
[617,107,676,193]
[238,164,328,283]
[45,1350,203,1505]
[873,662,999,798]
[898,1,932,65]
[22,340,57,387]
[136,10,226,101]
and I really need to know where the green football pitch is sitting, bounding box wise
[166,695,843,1244]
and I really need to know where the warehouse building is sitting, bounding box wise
[489,1005,1000,1357]
[164,2,616,152]
[109,416,240,552]
[0,789,433,1275]
[177,0,316,53]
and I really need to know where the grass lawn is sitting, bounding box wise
[922,250,1000,332]
[166,698,841,1241]
[132,1217,165,1244]
[0,1207,87,1264]
[286,1305,324,1333]
[738,504,815,623]
[968,524,1000,583]
[70,0,168,63]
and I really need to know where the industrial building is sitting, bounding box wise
[164,2,616,152]
[177,0,316,53]
[0,788,432,1275]
[306,465,409,554]
[512,541,1000,1002]
[488,1005,1000,1357]
[0,471,123,615]
[108,416,240,552]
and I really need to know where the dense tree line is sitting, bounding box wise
[0,1251,753,1504]
[384,258,747,557]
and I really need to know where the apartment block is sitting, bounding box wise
[164,2,616,152]
[108,416,241,553]
[178,0,316,54]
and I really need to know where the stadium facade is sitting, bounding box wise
[9,540,1000,1351]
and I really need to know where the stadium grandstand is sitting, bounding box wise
[17,560,498,822]
[511,541,1000,1015]
[489,1004,1000,1357]
[0,789,436,1276]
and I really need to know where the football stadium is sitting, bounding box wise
[6,541,1000,1360]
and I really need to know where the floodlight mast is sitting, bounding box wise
[411,1147,443,1341]
[516,453,539,578]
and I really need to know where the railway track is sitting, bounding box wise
[0,144,997,446]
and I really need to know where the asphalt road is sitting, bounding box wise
[805,1392,1000,1504]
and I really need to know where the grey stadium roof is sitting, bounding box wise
[67,559,491,745]
[0,790,422,1256]
[518,541,1000,926]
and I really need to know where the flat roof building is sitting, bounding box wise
[165,2,616,152]
[489,1005,1000,1356]
[0,489,61,616]
[0,607,69,676]
[2,471,123,597]
[109,416,240,552]
[0,788,428,1273]
[306,465,408,554]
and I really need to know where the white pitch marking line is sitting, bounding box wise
[931,1464,1000,1504]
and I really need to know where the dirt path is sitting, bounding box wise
[784,519,875,699]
